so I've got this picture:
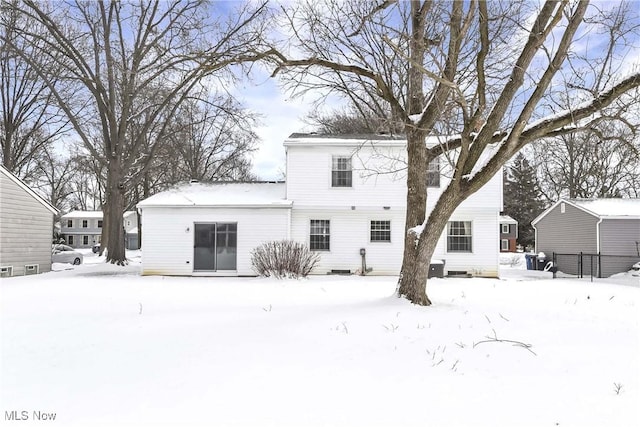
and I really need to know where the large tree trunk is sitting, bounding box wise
[396,129,431,305]
[104,161,126,265]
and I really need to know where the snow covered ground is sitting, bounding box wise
[1,250,639,427]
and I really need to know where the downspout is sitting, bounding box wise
[596,217,603,278]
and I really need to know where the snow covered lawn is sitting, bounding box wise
[2,251,639,426]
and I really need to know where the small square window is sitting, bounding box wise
[310,220,330,251]
[331,156,352,187]
[370,220,391,242]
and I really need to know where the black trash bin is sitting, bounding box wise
[428,260,445,278]
[537,257,547,271]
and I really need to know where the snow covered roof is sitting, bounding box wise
[532,198,640,225]
[62,211,103,219]
[137,182,291,209]
[499,215,518,224]
[284,133,446,147]
[571,198,640,218]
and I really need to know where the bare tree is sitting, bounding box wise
[270,0,640,305]
[0,0,69,181]
[1,0,272,264]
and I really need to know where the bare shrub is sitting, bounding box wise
[251,240,320,279]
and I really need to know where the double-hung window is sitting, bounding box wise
[98,220,103,228]
[501,224,509,234]
[501,239,509,251]
[370,220,391,242]
[427,157,440,187]
[82,220,88,228]
[67,219,73,228]
[447,221,472,253]
[331,156,352,187]
[310,220,330,251]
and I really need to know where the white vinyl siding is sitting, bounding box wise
[140,207,290,276]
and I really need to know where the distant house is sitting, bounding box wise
[60,210,139,249]
[532,198,640,277]
[60,211,103,248]
[0,165,58,277]
[499,215,518,252]
[137,134,503,277]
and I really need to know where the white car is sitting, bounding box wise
[632,261,640,277]
[52,244,83,265]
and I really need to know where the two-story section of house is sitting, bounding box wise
[499,215,518,252]
[60,211,103,248]
[138,133,502,277]
[285,133,502,277]
[60,210,140,249]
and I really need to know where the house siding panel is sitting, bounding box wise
[599,218,640,276]
[534,203,598,275]
[0,172,54,276]
[140,207,289,276]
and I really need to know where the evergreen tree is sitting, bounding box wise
[504,153,546,250]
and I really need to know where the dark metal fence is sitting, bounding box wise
[552,252,639,281]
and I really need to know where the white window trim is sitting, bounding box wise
[330,155,353,188]
[310,219,331,252]
[446,220,473,253]
[501,224,509,234]
[501,239,509,251]
[370,219,392,243]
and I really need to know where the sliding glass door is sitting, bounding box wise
[194,223,237,271]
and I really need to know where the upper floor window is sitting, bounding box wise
[447,221,472,253]
[310,219,330,251]
[66,219,73,228]
[501,224,509,234]
[98,220,103,228]
[427,157,440,187]
[331,156,352,187]
[82,220,88,228]
[370,220,391,242]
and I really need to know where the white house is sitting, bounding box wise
[137,134,502,277]
[0,165,58,277]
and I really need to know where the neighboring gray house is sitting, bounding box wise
[532,198,640,277]
[0,165,58,277]
[60,210,139,249]
[499,215,518,252]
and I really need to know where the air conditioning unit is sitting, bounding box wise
[24,264,39,275]
[0,266,13,278]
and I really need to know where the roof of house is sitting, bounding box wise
[532,198,640,225]
[284,133,447,147]
[0,165,58,214]
[499,215,518,224]
[62,211,103,219]
[137,182,291,208]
